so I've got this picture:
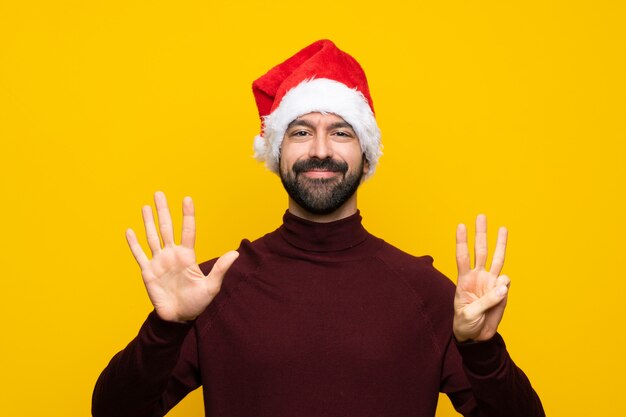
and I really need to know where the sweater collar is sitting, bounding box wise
[278,210,369,252]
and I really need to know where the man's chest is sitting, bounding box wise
[196,260,443,377]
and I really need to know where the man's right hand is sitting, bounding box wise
[125,191,239,323]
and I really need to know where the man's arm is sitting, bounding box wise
[453,333,545,417]
[92,192,238,417]
[450,215,544,416]
[92,312,198,417]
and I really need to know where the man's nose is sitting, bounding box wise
[308,135,333,159]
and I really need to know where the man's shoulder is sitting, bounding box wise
[374,238,435,268]
[371,237,437,274]
[198,229,279,275]
[372,237,456,295]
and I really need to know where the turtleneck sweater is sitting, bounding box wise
[93,211,544,417]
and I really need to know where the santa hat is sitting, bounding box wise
[252,39,382,178]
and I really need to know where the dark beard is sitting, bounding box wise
[279,157,364,215]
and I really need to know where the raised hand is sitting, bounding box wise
[125,191,239,323]
[453,214,510,342]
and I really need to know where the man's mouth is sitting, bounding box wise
[301,169,340,179]
[292,158,348,179]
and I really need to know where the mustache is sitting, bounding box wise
[292,158,348,175]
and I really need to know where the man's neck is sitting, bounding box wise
[287,196,358,223]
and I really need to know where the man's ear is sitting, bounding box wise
[361,154,370,178]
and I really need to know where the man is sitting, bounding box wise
[92,40,544,417]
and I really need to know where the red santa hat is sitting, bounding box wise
[252,39,382,178]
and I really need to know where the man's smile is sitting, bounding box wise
[301,168,340,179]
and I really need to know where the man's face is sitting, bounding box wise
[279,112,369,215]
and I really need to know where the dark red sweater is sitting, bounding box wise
[93,211,544,417]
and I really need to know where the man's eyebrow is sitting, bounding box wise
[328,121,354,131]
[286,119,355,131]
[287,119,315,130]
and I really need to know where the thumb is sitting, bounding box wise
[463,278,509,319]
[207,250,240,283]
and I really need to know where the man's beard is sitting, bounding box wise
[279,157,364,215]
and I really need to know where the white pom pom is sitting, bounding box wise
[253,134,267,162]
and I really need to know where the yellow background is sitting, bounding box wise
[1,1,624,416]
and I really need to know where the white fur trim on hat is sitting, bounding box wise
[253,78,382,178]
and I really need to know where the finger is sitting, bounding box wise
[125,228,149,270]
[207,250,240,284]
[142,205,161,255]
[490,227,508,276]
[474,214,488,270]
[463,281,508,319]
[483,275,511,327]
[154,191,175,246]
[181,196,196,249]
[456,223,471,276]
[495,274,511,290]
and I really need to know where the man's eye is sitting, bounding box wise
[291,130,309,137]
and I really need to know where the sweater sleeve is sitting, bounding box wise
[447,333,545,417]
[92,311,201,417]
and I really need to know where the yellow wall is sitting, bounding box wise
[1,1,624,415]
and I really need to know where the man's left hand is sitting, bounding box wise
[453,214,510,342]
